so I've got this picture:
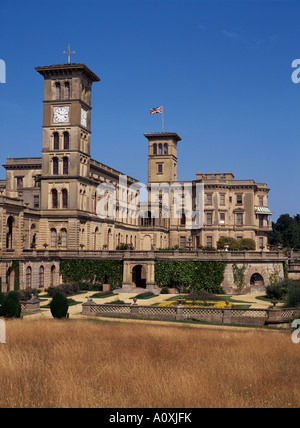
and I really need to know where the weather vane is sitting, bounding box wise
[63,44,76,64]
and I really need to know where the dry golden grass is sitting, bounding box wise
[0,318,299,408]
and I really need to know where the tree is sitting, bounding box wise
[268,214,300,250]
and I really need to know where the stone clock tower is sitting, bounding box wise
[35,63,100,211]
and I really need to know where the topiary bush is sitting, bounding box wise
[50,292,69,319]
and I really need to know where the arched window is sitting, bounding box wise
[63,132,69,150]
[53,157,59,175]
[153,144,157,155]
[51,189,58,209]
[181,212,186,225]
[62,189,68,209]
[51,265,56,286]
[94,227,99,250]
[50,229,57,248]
[53,132,59,150]
[39,266,44,288]
[159,144,162,155]
[55,83,61,100]
[64,82,70,100]
[6,216,14,249]
[60,228,67,247]
[63,157,69,175]
[144,211,152,227]
[26,267,32,289]
[164,143,168,155]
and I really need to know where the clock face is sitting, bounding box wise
[53,106,69,124]
[81,108,87,127]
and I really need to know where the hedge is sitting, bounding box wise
[60,260,123,288]
[155,260,226,294]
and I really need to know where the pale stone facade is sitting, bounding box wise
[0,62,277,292]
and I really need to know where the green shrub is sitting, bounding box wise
[238,238,256,251]
[91,291,116,298]
[286,283,300,308]
[50,292,69,319]
[18,288,39,301]
[266,279,292,301]
[0,292,21,318]
[217,237,256,251]
[105,299,126,305]
[160,286,170,294]
[76,281,102,292]
[217,237,239,251]
[132,292,156,299]
[46,283,79,297]
[0,292,5,316]
[266,283,285,301]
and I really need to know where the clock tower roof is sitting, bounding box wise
[35,63,100,82]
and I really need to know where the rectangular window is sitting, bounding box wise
[206,194,212,204]
[237,236,243,241]
[259,214,264,228]
[51,229,57,248]
[220,212,225,224]
[34,195,40,209]
[16,177,23,190]
[220,194,225,205]
[259,237,264,248]
[206,212,213,225]
[39,267,44,288]
[180,236,186,248]
[259,197,263,207]
[236,194,243,205]
[206,236,213,247]
[236,213,243,225]
[157,164,163,174]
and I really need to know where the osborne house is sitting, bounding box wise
[0,62,285,293]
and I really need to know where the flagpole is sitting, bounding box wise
[162,106,164,132]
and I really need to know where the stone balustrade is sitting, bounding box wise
[82,299,299,327]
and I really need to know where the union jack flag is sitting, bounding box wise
[150,106,163,114]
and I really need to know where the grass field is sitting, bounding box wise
[0,318,299,408]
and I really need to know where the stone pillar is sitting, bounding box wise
[122,261,133,289]
[175,305,184,321]
[82,297,97,315]
[145,260,157,290]
[222,308,231,324]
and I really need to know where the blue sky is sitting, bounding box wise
[1,0,300,221]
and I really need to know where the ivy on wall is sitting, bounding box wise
[60,260,123,287]
[155,260,226,294]
[232,263,246,293]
